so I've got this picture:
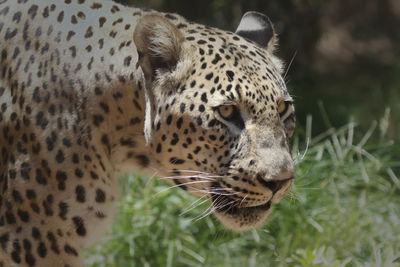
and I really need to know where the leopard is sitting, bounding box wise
[0,0,296,265]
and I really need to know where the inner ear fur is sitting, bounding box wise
[134,14,185,81]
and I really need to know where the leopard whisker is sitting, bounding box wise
[167,170,224,180]
[207,187,234,192]
[159,175,220,181]
[179,195,209,216]
[189,189,238,196]
[213,199,236,212]
[167,169,219,176]
[239,194,248,207]
[194,207,215,222]
[153,180,212,197]
[195,198,236,222]
[191,201,215,222]
[284,50,297,80]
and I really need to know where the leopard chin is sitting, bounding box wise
[213,200,273,231]
[209,194,273,231]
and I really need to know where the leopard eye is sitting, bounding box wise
[277,100,296,138]
[216,105,245,130]
[218,105,234,120]
[277,100,290,116]
[278,101,292,118]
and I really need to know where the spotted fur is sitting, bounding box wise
[0,0,295,265]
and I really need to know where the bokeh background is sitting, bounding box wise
[85,0,400,266]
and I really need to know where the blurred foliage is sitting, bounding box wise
[117,0,400,140]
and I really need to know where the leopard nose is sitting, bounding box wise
[261,179,290,194]
[257,176,293,193]
[257,171,294,203]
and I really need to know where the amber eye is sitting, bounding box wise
[216,105,245,129]
[277,101,289,116]
[218,105,234,120]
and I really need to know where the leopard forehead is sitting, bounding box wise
[153,20,289,118]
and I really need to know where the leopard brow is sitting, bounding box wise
[210,101,236,109]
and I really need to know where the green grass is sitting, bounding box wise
[84,118,400,267]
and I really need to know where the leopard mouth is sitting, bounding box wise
[211,194,272,215]
[210,193,273,230]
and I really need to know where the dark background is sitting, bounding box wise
[119,0,400,140]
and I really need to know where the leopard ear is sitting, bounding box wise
[235,11,276,52]
[134,14,184,144]
[134,14,184,81]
